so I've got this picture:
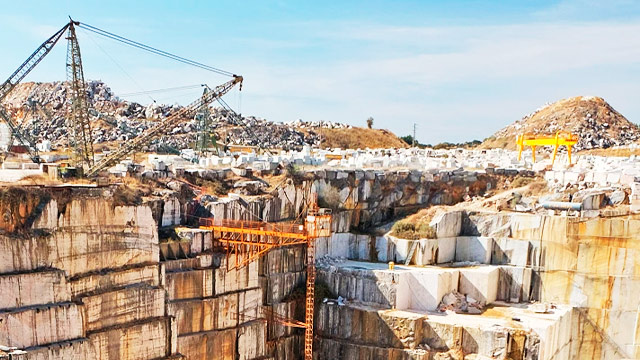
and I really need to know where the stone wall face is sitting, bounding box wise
[1,171,495,359]
[0,195,180,359]
[462,212,640,360]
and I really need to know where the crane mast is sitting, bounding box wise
[66,21,95,168]
[85,75,242,177]
[0,22,70,162]
[194,86,213,157]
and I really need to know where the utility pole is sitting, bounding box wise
[412,123,417,148]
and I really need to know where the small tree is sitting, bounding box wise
[400,135,414,146]
[366,117,374,129]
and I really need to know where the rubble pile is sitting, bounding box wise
[287,119,352,129]
[483,96,640,150]
[209,109,322,149]
[2,81,324,151]
[438,290,485,314]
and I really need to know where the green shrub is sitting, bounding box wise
[391,219,436,239]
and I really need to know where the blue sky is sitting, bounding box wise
[1,0,639,144]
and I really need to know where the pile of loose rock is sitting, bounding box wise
[483,96,640,151]
[438,290,485,314]
[287,119,352,129]
[4,81,323,151]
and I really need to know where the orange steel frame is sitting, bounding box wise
[516,131,578,165]
[199,207,331,360]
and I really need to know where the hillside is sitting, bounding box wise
[1,81,405,151]
[316,127,408,149]
[481,96,639,151]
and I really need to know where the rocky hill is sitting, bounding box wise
[481,96,639,151]
[1,81,405,151]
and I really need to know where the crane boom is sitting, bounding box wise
[85,76,242,177]
[0,22,70,162]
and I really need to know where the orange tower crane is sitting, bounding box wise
[199,200,332,360]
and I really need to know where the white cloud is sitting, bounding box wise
[227,21,640,143]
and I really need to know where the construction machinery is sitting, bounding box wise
[0,19,96,168]
[1,18,242,174]
[84,76,242,176]
[199,199,332,360]
[194,85,222,157]
[516,131,578,165]
[66,20,95,169]
[0,22,71,163]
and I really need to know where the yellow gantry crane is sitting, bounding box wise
[200,199,332,360]
[516,131,578,165]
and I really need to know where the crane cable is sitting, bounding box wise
[78,26,156,103]
[119,84,204,97]
[77,22,236,78]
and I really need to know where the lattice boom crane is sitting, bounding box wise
[84,75,242,177]
[0,22,71,162]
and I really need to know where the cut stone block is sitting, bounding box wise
[430,210,463,238]
[69,264,161,298]
[397,268,459,311]
[497,266,532,302]
[177,328,237,360]
[237,320,267,360]
[491,237,530,267]
[215,255,259,295]
[455,236,493,264]
[82,285,165,332]
[166,269,214,300]
[458,266,499,304]
[0,269,71,310]
[0,303,84,348]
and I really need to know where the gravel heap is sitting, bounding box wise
[2,81,333,151]
[482,96,639,150]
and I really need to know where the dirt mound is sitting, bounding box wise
[481,96,639,151]
[316,127,408,149]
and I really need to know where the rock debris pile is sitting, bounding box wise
[483,96,640,150]
[2,81,350,151]
[287,119,352,129]
[438,290,485,314]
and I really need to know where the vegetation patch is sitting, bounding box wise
[391,220,436,240]
[112,184,144,206]
[389,206,449,240]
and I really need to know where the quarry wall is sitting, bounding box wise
[2,168,633,359]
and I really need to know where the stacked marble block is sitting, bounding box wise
[315,301,574,360]
[317,259,527,314]
[0,198,179,360]
[317,236,532,311]
[164,228,268,360]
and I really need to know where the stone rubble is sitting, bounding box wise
[485,96,640,150]
[2,81,356,151]
[438,290,485,314]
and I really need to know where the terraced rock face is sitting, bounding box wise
[482,96,639,151]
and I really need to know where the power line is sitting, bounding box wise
[77,22,236,77]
